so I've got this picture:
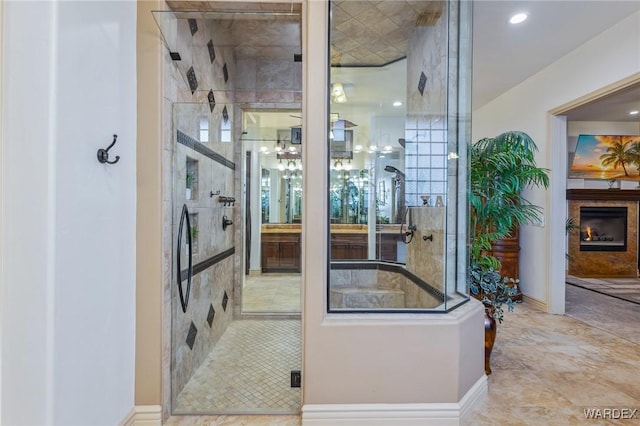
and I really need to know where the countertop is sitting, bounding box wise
[261,224,402,234]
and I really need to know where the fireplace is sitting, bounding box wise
[580,206,627,251]
[567,190,638,277]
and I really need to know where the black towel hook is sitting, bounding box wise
[97,134,120,164]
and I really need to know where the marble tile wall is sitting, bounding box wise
[404,9,448,208]
[235,57,302,103]
[329,267,441,309]
[403,3,470,301]
[171,113,237,403]
[163,14,239,414]
[405,206,445,293]
[377,269,441,309]
[171,19,236,103]
[171,256,234,405]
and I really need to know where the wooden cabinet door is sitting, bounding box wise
[331,240,351,260]
[331,234,367,260]
[279,242,299,269]
[261,241,279,272]
[377,233,399,261]
[261,233,301,272]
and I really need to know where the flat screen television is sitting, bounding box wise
[569,134,640,180]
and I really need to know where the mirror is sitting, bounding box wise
[261,166,302,224]
[241,110,303,224]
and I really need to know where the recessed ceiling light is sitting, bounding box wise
[630,110,639,115]
[393,101,402,107]
[509,13,527,24]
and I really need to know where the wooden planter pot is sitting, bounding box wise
[491,227,521,302]
[484,307,497,375]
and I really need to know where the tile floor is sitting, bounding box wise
[566,274,640,305]
[168,284,640,425]
[242,273,301,314]
[174,320,301,415]
[463,284,640,425]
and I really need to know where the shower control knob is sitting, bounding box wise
[222,215,233,231]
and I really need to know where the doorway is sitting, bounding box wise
[242,110,303,315]
[552,78,640,314]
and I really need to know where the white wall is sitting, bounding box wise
[1,1,136,424]
[473,11,640,311]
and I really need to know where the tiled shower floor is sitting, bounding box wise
[174,319,301,414]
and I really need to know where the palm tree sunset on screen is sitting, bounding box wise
[600,140,631,176]
[569,135,640,180]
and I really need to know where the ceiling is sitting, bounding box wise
[165,0,640,123]
[473,0,640,119]
[562,82,640,122]
[330,1,442,66]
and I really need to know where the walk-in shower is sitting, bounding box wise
[154,3,303,416]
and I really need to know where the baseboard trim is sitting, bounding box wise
[522,294,547,312]
[459,374,488,419]
[120,408,135,426]
[120,405,162,426]
[301,375,487,425]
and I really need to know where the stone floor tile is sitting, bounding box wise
[168,282,640,426]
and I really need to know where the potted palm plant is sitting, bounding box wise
[469,131,549,280]
[469,130,549,374]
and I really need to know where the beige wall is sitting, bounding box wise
[136,0,164,406]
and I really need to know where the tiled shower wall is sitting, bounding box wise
[404,3,448,209]
[161,14,239,413]
[403,2,469,298]
[171,124,236,405]
[405,206,445,293]
[161,11,303,414]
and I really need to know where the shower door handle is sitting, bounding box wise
[176,204,193,313]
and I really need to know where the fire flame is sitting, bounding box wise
[585,226,592,241]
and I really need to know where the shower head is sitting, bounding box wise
[384,165,405,179]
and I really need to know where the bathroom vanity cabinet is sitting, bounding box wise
[376,230,402,262]
[261,231,301,273]
[330,224,367,260]
[260,224,402,270]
